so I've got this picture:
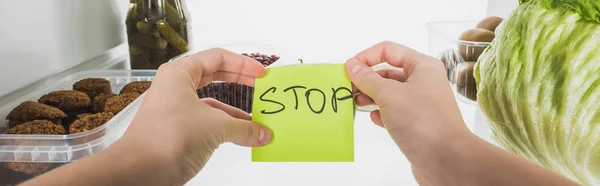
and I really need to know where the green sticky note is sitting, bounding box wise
[251,64,354,162]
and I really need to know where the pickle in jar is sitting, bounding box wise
[141,48,169,64]
[130,32,168,49]
[129,45,144,56]
[127,0,191,69]
[135,21,160,37]
[164,0,184,25]
[130,55,156,69]
[156,20,189,53]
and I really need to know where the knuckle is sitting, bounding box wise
[244,124,257,142]
[207,47,225,53]
[200,97,218,103]
[417,59,444,71]
[380,41,396,46]
[155,63,180,79]
[208,47,229,58]
[199,98,218,106]
[428,61,447,74]
[356,70,372,84]
[379,41,403,49]
[157,62,173,72]
[413,61,448,80]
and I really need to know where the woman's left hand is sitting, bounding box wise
[122,48,273,183]
[22,48,273,186]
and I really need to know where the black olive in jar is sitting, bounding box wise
[126,0,192,69]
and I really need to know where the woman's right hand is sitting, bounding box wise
[345,41,471,161]
[345,41,578,186]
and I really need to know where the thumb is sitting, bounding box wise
[224,117,272,147]
[345,58,386,100]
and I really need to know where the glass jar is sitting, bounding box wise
[126,0,192,69]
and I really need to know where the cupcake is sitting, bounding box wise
[197,53,279,113]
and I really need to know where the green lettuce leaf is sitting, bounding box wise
[519,0,600,23]
[475,0,600,184]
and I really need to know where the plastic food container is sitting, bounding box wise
[0,70,155,185]
[169,44,298,113]
[427,21,491,105]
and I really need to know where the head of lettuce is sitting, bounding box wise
[474,0,600,184]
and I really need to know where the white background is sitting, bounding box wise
[0,0,520,185]
[0,0,125,97]
[186,0,489,61]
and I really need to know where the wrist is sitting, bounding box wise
[390,116,473,164]
[105,133,190,185]
[409,129,481,185]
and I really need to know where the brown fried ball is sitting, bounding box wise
[104,92,140,115]
[73,78,113,99]
[3,120,66,175]
[119,81,151,95]
[76,113,91,119]
[3,120,67,135]
[5,101,67,128]
[69,112,114,134]
[90,93,116,113]
[38,90,91,114]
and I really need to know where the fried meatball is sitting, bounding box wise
[104,92,140,115]
[4,120,67,135]
[73,78,113,99]
[90,93,116,113]
[76,113,91,119]
[69,112,114,134]
[119,81,151,95]
[5,101,67,128]
[38,90,91,115]
[3,120,66,175]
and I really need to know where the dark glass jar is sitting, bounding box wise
[126,0,192,69]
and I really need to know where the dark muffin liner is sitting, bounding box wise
[197,82,254,113]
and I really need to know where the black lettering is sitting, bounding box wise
[331,87,353,113]
[260,87,285,114]
[305,89,326,114]
[284,86,307,110]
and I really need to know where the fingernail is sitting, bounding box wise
[258,128,265,143]
[347,58,363,75]
[352,65,362,75]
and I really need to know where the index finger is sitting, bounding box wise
[353,41,430,77]
[200,98,252,121]
[172,48,267,88]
